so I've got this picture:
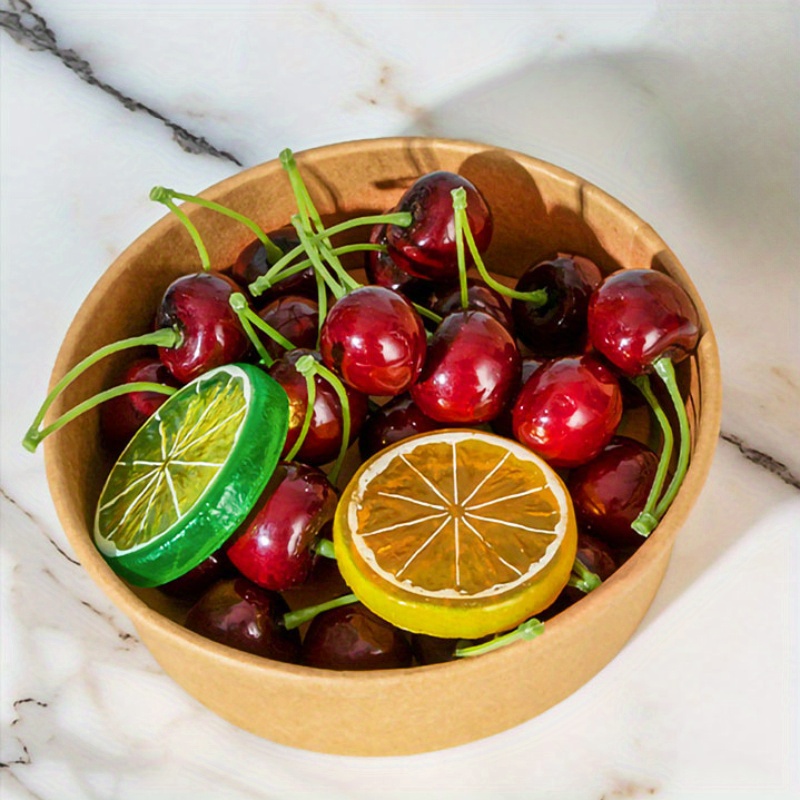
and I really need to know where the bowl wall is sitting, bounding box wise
[44,137,721,755]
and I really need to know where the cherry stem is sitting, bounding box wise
[149,187,211,272]
[291,217,347,301]
[451,188,470,310]
[314,269,327,350]
[312,538,336,559]
[249,212,412,297]
[229,292,296,367]
[451,187,547,306]
[294,355,351,484]
[285,368,317,463]
[567,557,602,593]
[630,373,675,536]
[152,186,284,265]
[283,592,357,631]
[413,303,443,325]
[23,327,182,452]
[653,357,692,520]
[454,618,544,658]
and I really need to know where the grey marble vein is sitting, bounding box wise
[0,0,243,165]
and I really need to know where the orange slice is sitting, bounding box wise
[333,430,577,638]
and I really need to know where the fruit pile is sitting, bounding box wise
[25,149,700,670]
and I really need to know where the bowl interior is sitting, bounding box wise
[43,137,721,755]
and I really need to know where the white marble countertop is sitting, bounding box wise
[1,1,798,797]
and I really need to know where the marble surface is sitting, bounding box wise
[1,1,798,797]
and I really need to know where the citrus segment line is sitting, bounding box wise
[98,466,161,511]
[164,467,183,519]
[105,468,163,541]
[461,517,524,576]
[396,516,453,578]
[463,512,557,535]
[460,451,510,506]
[399,454,452,505]
[454,515,460,588]
[171,405,246,459]
[375,492,446,511]
[360,511,449,538]
[452,442,459,505]
[464,486,546,511]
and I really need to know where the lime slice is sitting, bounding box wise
[94,363,289,586]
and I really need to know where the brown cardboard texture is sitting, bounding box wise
[43,138,721,756]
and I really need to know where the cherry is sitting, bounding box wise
[226,462,338,592]
[491,356,545,438]
[99,357,182,453]
[184,578,301,663]
[268,349,368,466]
[359,394,442,461]
[159,549,234,600]
[319,286,426,396]
[256,294,318,361]
[385,171,493,282]
[428,278,514,331]
[365,223,429,301]
[410,634,459,665]
[512,254,602,357]
[301,602,413,671]
[155,272,250,384]
[568,436,659,547]
[410,310,521,424]
[512,355,622,467]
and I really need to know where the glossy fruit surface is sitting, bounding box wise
[334,430,577,639]
[359,394,442,460]
[491,357,545,438]
[568,436,659,546]
[268,349,368,465]
[226,462,338,591]
[100,357,182,453]
[411,310,520,424]
[588,268,700,376]
[385,171,493,282]
[511,254,602,356]
[320,286,426,396]
[155,272,250,383]
[302,603,413,671]
[159,549,234,599]
[256,294,319,360]
[365,224,429,300]
[184,578,301,663]
[429,279,514,331]
[93,364,288,586]
[512,355,622,468]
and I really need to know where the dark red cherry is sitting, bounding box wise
[359,394,442,460]
[512,355,622,467]
[155,272,250,384]
[302,603,413,671]
[184,578,301,663]
[568,436,659,547]
[256,294,319,360]
[268,349,368,465]
[100,357,182,453]
[410,634,459,665]
[159,549,234,599]
[385,171,493,282]
[428,279,514,331]
[229,233,316,305]
[319,286,426,396]
[491,356,545,438]
[588,269,700,376]
[410,310,521,424]
[512,254,602,357]
[226,462,338,591]
[365,223,430,301]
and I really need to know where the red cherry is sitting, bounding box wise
[319,286,426,396]
[155,272,250,383]
[512,355,622,467]
[159,549,234,600]
[410,310,521,424]
[365,224,430,300]
[385,171,493,282]
[226,462,338,591]
[428,279,514,331]
[358,394,442,460]
[511,254,602,357]
[490,356,545,438]
[568,436,659,547]
[184,578,301,663]
[256,294,318,361]
[100,357,182,453]
[587,269,700,376]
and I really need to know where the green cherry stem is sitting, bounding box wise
[152,187,284,265]
[454,618,544,658]
[283,592,357,631]
[653,357,692,520]
[291,217,347,301]
[313,538,337,559]
[567,558,602,593]
[23,327,182,452]
[630,373,675,536]
[451,187,547,306]
[451,188,470,310]
[149,187,211,271]
[229,292,296,367]
[285,368,317,463]
[294,354,351,485]
[413,304,443,325]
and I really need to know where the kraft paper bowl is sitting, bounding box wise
[43,137,721,756]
